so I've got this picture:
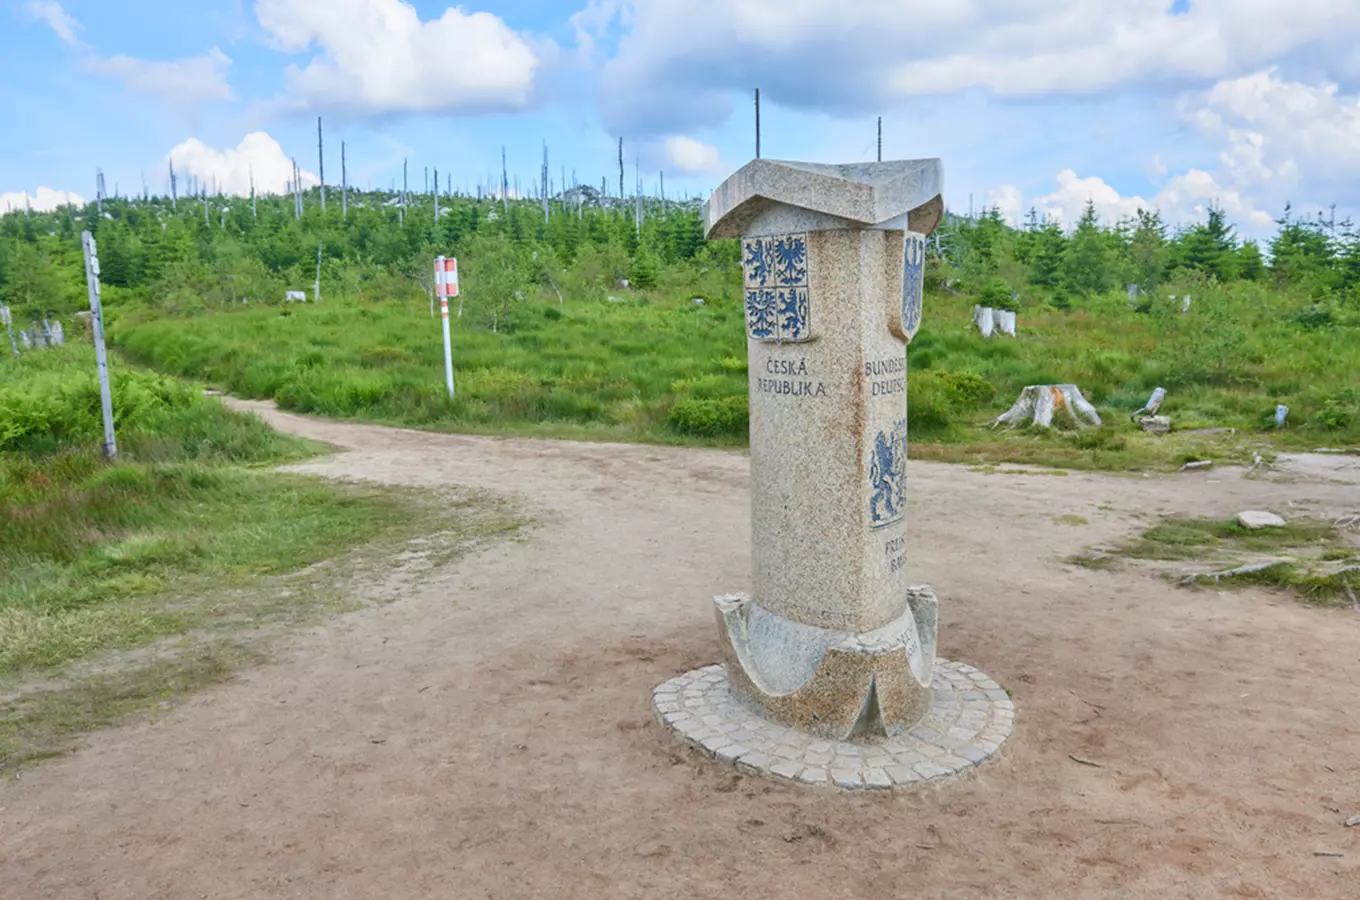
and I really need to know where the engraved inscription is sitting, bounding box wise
[866,356,906,397]
[756,357,826,398]
[885,535,906,573]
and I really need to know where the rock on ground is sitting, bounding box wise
[1237,510,1287,529]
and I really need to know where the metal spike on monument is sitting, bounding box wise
[653,155,1013,790]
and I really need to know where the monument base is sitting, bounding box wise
[652,659,1013,790]
[715,587,939,741]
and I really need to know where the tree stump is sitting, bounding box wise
[993,385,1102,429]
[972,305,995,337]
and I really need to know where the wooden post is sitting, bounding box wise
[81,232,117,461]
[318,117,326,213]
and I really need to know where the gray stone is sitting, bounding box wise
[653,662,1012,790]
[1237,510,1286,529]
[697,159,948,742]
[714,744,747,764]
[863,768,894,789]
[886,765,920,785]
[1138,415,1172,435]
[831,769,864,789]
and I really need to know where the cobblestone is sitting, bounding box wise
[653,660,1013,791]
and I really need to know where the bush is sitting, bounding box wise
[667,395,748,438]
[978,277,1016,311]
[907,372,955,435]
[1315,397,1356,431]
[939,371,995,409]
[1288,303,1334,330]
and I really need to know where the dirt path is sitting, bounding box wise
[4,403,1358,899]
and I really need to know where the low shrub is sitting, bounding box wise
[667,395,748,439]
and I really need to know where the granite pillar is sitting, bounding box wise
[704,159,945,741]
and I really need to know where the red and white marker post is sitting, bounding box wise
[434,256,459,399]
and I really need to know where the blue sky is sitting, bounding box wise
[4,0,1360,238]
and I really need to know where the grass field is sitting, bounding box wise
[0,345,520,766]
[112,274,1360,469]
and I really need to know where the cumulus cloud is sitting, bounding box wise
[996,167,1274,234]
[166,133,316,197]
[23,0,82,46]
[984,67,1360,235]
[0,187,88,214]
[1185,67,1360,205]
[662,136,722,174]
[985,185,1024,227]
[254,0,543,115]
[87,48,235,113]
[1029,170,1155,226]
[584,0,1360,134]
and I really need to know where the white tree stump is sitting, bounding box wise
[973,305,996,337]
[996,309,1017,337]
[992,385,1102,429]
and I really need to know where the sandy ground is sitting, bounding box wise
[3,402,1359,899]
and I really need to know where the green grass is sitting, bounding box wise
[111,275,1360,470]
[1116,516,1339,561]
[1182,562,1360,608]
[116,295,752,445]
[0,462,417,672]
[0,344,524,768]
[1100,513,1359,608]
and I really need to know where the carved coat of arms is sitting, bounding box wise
[869,418,907,528]
[901,232,926,342]
[743,233,812,343]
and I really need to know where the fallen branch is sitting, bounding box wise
[1068,754,1103,768]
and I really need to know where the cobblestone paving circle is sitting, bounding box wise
[653,661,1014,790]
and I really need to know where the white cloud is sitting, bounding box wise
[986,185,1023,227]
[1184,67,1360,202]
[254,0,543,115]
[1030,170,1154,226]
[586,0,1360,133]
[662,136,722,174]
[996,167,1274,234]
[87,48,235,113]
[167,133,316,197]
[984,67,1360,236]
[23,0,82,46]
[0,187,88,214]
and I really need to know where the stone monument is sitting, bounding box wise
[653,159,1014,790]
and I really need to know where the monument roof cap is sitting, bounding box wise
[704,158,944,239]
